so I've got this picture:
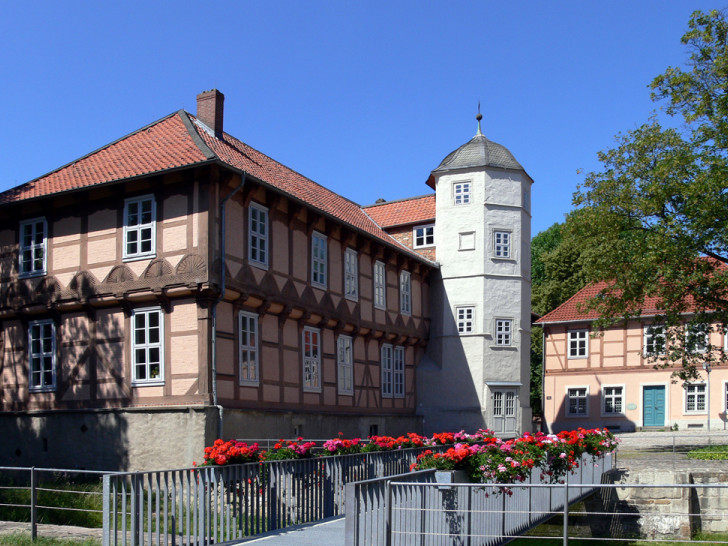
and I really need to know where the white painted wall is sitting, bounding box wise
[418,163,532,435]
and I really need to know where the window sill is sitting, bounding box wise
[132,380,165,387]
[345,295,359,303]
[123,254,156,263]
[19,271,46,279]
[239,381,260,387]
[303,386,322,394]
[29,386,56,393]
[249,260,269,271]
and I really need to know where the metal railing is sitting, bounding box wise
[101,445,447,545]
[0,466,113,540]
[345,452,614,545]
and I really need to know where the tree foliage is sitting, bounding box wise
[569,9,728,380]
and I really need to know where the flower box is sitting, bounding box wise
[434,470,469,484]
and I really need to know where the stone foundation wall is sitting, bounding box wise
[586,468,728,540]
[0,406,217,472]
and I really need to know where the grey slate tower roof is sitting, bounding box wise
[433,133,525,173]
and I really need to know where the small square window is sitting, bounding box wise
[568,330,588,358]
[413,225,434,248]
[686,324,709,354]
[458,232,475,251]
[603,386,624,415]
[567,387,588,416]
[457,307,474,334]
[644,325,666,356]
[494,231,511,258]
[453,182,471,205]
[495,318,512,346]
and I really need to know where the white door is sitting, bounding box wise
[491,389,518,434]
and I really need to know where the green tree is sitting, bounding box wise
[570,9,728,381]
[530,219,589,414]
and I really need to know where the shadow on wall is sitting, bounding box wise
[0,410,129,471]
[418,272,484,433]
[547,391,637,434]
[0,277,132,471]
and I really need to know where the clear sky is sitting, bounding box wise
[0,1,719,236]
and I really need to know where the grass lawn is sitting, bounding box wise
[687,445,728,460]
[0,535,100,546]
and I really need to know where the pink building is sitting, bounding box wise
[537,282,728,433]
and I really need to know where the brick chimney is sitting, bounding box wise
[196,89,225,136]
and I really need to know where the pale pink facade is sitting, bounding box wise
[540,317,728,433]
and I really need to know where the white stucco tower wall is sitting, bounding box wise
[417,124,533,436]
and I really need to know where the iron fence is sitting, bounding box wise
[345,452,614,545]
[0,466,113,540]
[101,444,447,545]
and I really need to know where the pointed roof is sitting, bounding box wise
[362,194,435,228]
[0,109,436,266]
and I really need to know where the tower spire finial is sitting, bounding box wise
[476,102,483,136]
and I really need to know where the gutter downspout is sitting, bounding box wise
[211,172,246,439]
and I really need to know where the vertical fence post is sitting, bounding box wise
[562,476,569,546]
[102,474,111,546]
[385,481,392,546]
[30,467,37,541]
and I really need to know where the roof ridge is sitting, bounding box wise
[362,193,435,209]
[179,111,217,160]
[2,111,181,195]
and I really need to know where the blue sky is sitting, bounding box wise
[0,1,719,236]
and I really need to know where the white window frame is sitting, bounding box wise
[413,224,435,248]
[344,248,359,301]
[644,324,666,356]
[602,385,625,416]
[381,344,393,398]
[393,346,405,399]
[131,307,164,386]
[311,232,327,288]
[123,195,156,261]
[724,380,728,414]
[453,181,471,205]
[495,318,513,346]
[685,383,707,414]
[28,319,55,392]
[337,335,353,396]
[19,217,47,278]
[568,329,588,359]
[566,386,589,416]
[493,230,511,259]
[238,311,259,386]
[302,326,321,392]
[456,306,474,334]
[685,324,709,354]
[373,261,386,310]
[399,270,411,316]
[248,202,269,268]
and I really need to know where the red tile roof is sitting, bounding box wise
[535,281,666,324]
[362,194,436,228]
[0,110,435,265]
[0,113,210,205]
